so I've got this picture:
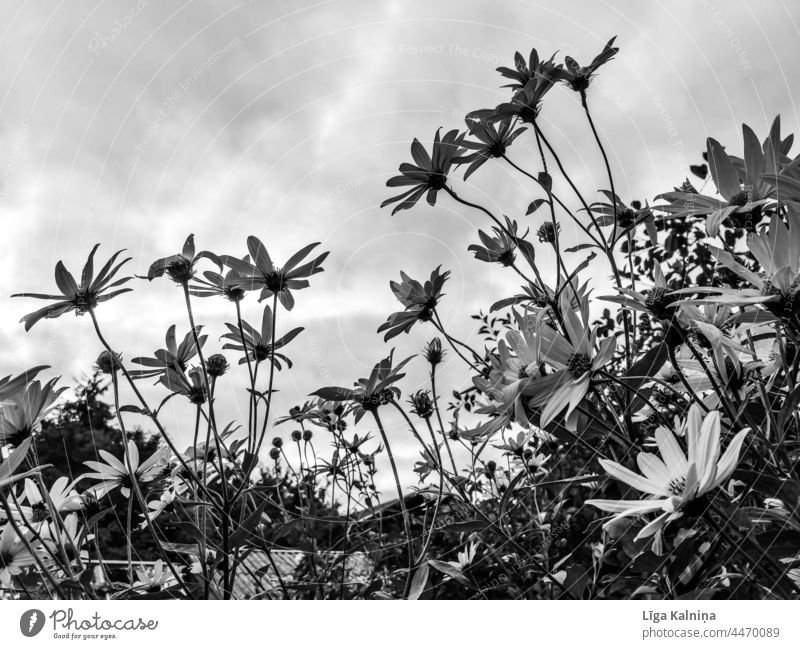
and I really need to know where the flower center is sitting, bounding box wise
[498,249,516,267]
[537,222,559,244]
[566,353,592,378]
[644,287,675,319]
[31,502,49,523]
[166,257,195,284]
[488,142,506,157]
[264,271,286,293]
[668,476,686,496]
[427,173,447,190]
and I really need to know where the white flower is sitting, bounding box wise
[586,408,748,541]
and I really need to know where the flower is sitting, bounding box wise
[496,47,561,91]
[220,237,328,311]
[656,122,782,236]
[536,221,559,244]
[130,325,207,381]
[205,353,229,377]
[586,408,748,541]
[423,338,445,365]
[188,264,249,303]
[81,441,169,498]
[456,115,526,179]
[601,262,678,321]
[558,37,618,93]
[381,129,465,215]
[311,351,414,423]
[409,390,434,419]
[377,267,450,341]
[525,288,616,429]
[96,350,122,375]
[0,525,39,587]
[12,245,132,331]
[142,234,220,284]
[676,213,800,324]
[221,304,304,369]
[134,560,172,592]
[159,366,208,405]
[468,222,518,267]
[0,378,66,447]
[23,476,82,521]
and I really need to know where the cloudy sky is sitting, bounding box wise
[1,0,798,488]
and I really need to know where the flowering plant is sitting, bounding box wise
[2,36,800,600]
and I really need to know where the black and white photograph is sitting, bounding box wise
[0,1,799,645]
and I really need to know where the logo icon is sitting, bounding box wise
[20,609,45,637]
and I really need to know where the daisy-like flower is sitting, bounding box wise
[381,129,465,215]
[23,477,82,523]
[590,191,656,245]
[81,441,169,498]
[134,560,173,592]
[0,524,39,587]
[601,263,678,321]
[525,288,616,429]
[130,325,207,381]
[311,351,413,423]
[586,408,748,541]
[377,267,450,341]
[220,236,328,311]
[468,221,518,267]
[558,37,618,93]
[221,304,303,369]
[40,513,87,562]
[0,378,66,447]
[188,263,250,303]
[159,366,208,405]
[496,47,561,91]
[488,78,557,125]
[677,213,800,324]
[142,234,220,284]
[456,115,526,179]
[656,123,783,236]
[12,245,132,331]
[0,366,48,406]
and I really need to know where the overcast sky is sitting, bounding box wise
[1,0,798,489]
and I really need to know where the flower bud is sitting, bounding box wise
[272,436,283,449]
[96,350,122,374]
[291,430,302,443]
[424,337,445,365]
[206,353,229,377]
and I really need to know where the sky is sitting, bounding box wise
[1,0,798,492]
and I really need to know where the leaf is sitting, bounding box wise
[310,386,358,401]
[706,137,741,200]
[117,405,148,416]
[443,520,488,534]
[408,563,429,600]
[538,172,552,193]
[0,437,37,487]
[526,199,547,215]
[228,500,268,548]
[564,243,596,253]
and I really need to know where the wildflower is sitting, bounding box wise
[587,408,748,540]
[0,378,66,447]
[142,234,220,284]
[205,353,229,378]
[601,263,677,321]
[81,441,169,499]
[272,437,283,449]
[656,122,781,235]
[130,325,206,381]
[676,214,800,324]
[96,350,122,375]
[40,513,86,562]
[489,67,559,125]
[469,223,518,267]
[159,366,208,405]
[496,47,562,91]
[269,448,281,461]
[537,221,559,244]
[311,351,414,423]
[525,288,616,429]
[291,430,302,443]
[220,237,328,311]
[590,191,656,244]
[377,267,450,341]
[302,430,313,442]
[0,525,39,587]
[134,560,172,592]
[558,37,618,93]
[456,115,526,179]
[12,245,132,331]
[23,477,82,520]
[188,265,249,303]
[423,338,445,365]
[221,305,303,369]
[409,390,434,419]
[413,448,437,482]
[381,129,465,215]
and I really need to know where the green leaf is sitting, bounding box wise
[408,563,429,600]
